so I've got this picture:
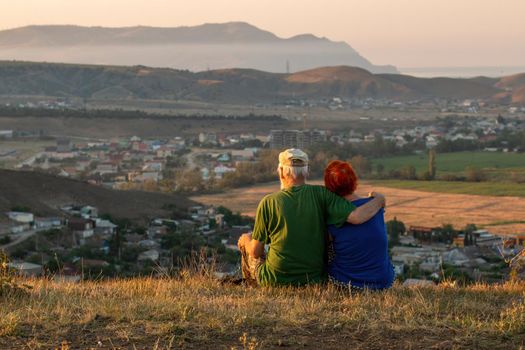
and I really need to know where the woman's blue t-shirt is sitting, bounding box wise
[327,197,394,290]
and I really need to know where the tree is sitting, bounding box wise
[400,165,417,180]
[464,224,477,246]
[216,206,252,226]
[350,155,372,177]
[428,148,436,180]
[376,163,385,177]
[206,170,217,190]
[10,205,31,213]
[386,217,405,247]
[142,179,158,192]
[465,166,486,182]
[439,224,457,243]
[176,169,205,192]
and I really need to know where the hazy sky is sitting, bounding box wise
[1,0,524,67]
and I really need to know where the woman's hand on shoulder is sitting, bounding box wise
[368,191,386,208]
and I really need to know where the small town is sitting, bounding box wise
[0,105,523,194]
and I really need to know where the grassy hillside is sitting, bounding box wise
[0,276,524,349]
[0,169,195,221]
[378,73,499,99]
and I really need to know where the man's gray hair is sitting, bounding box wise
[279,165,309,179]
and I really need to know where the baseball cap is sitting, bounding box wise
[278,148,309,167]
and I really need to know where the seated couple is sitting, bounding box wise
[237,148,394,290]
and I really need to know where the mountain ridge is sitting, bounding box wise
[0,22,397,74]
[0,61,523,105]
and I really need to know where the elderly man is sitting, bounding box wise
[237,148,386,286]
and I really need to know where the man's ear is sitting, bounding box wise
[278,167,284,180]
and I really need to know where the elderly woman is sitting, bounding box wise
[324,160,394,290]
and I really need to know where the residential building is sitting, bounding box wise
[34,217,62,230]
[68,218,94,240]
[57,138,72,153]
[269,129,326,149]
[7,212,34,223]
[8,261,43,277]
[0,130,13,139]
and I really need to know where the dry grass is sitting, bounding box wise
[191,181,525,235]
[0,275,524,349]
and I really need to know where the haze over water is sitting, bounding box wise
[400,66,525,78]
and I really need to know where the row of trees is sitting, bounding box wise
[386,217,483,246]
[0,105,284,122]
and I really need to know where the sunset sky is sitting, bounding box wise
[1,0,524,68]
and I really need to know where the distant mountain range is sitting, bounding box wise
[0,22,397,74]
[0,61,524,105]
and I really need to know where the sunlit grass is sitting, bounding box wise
[0,276,524,349]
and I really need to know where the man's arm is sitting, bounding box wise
[238,233,265,258]
[347,192,385,224]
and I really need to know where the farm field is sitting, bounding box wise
[191,180,525,235]
[372,151,525,180]
[367,179,525,197]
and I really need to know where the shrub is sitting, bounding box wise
[418,170,433,181]
[10,206,31,213]
[399,165,417,180]
[465,166,486,182]
[0,251,30,296]
[441,174,465,181]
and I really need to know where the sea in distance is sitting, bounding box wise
[400,66,525,78]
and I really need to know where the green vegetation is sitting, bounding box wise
[216,206,253,227]
[369,179,525,197]
[10,205,31,213]
[373,151,525,181]
[0,276,523,348]
[0,105,284,121]
[386,217,405,247]
[0,251,29,297]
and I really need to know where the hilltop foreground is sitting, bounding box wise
[1,276,524,349]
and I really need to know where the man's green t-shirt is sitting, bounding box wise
[251,184,356,286]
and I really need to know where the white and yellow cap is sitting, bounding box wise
[278,148,309,167]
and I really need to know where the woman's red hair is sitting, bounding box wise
[324,160,358,197]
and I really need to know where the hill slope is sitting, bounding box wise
[0,22,397,74]
[493,73,525,104]
[1,61,521,104]
[0,169,194,221]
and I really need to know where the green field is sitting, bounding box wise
[374,151,525,172]
[373,151,525,181]
[369,179,525,197]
